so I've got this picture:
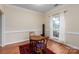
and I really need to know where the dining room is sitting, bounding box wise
[0,4,79,54]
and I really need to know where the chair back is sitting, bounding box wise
[29,32,35,36]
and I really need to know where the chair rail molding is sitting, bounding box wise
[5,29,42,34]
[66,32,79,35]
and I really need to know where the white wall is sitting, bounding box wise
[45,4,79,48]
[1,5,44,46]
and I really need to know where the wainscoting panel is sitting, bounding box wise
[3,30,42,46]
[45,30,79,49]
[65,32,79,49]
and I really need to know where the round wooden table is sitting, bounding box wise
[30,35,49,54]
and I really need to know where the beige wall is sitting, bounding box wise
[0,5,1,46]
[4,5,44,31]
[0,5,4,46]
[45,4,79,48]
[1,4,79,47]
[65,5,79,32]
[0,13,2,46]
[2,5,44,46]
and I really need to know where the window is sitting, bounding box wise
[50,13,65,42]
[53,16,60,38]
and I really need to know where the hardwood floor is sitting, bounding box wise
[0,39,79,54]
[1,41,29,54]
[47,39,79,54]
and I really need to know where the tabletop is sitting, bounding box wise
[30,35,48,41]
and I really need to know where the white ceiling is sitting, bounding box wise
[13,4,59,13]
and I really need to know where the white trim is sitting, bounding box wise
[66,32,79,35]
[53,37,59,40]
[0,13,2,46]
[2,12,5,47]
[64,43,79,49]
[59,12,65,42]
[49,16,53,38]
[2,39,28,47]
[51,39,79,50]
[3,29,41,47]
[49,13,65,42]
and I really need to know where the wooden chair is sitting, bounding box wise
[36,38,48,53]
[29,32,36,52]
[29,32,35,38]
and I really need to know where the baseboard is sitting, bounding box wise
[2,39,29,47]
[0,45,2,47]
[49,39,79,50]
[64,43,79,50]
[1,44,4,47]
